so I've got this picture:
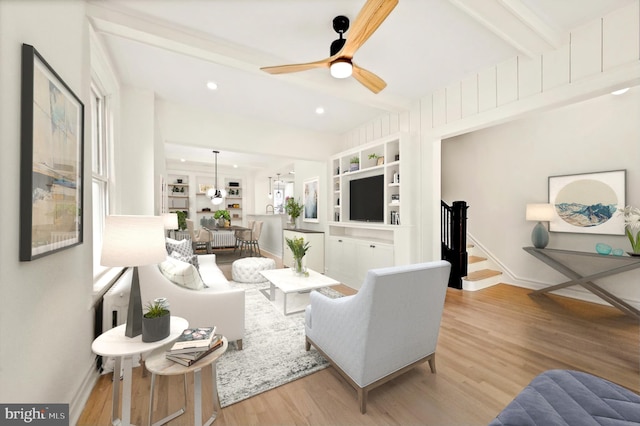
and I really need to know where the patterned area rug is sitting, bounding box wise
[216,282,342,407]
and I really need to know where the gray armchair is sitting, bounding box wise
[305,261,451,413]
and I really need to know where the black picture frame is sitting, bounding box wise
[20,44,84,261]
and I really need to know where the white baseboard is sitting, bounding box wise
[70,361,100,425]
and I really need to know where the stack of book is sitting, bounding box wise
[166,326,223,366]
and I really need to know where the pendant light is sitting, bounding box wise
[207,150,227,205]
[268,176,272,199]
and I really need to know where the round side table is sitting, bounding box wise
[92,316,189,426]
[145,337,228,426]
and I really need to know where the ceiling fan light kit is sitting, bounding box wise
[330,59,353,79]
[260,0,398,94]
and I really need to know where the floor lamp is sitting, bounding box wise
[101,215,167,338]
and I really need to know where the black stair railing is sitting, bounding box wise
[441,201,468,289]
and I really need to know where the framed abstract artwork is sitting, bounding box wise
[303,177,319,223]
[548,170,625,235]
[20,44,84,261]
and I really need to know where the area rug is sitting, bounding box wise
[216,283,341,407]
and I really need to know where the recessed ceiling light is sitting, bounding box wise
[315,106,325,115]
[206,81,218,90]
[611,88,629,95]
[180,158,186,162]
[233,164,238,168]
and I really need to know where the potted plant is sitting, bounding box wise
[368,153,383,166]
[214,209,231,227]
[620,205,640,254]
[349,156,360,172]
[142,298,170,342]
[285,197,303,228]
[176,210,187,231]
[285,236,310,275]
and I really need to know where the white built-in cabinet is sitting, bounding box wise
[326,133,416,289]
[283,229,325,273]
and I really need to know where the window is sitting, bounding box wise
[91,84,111,278]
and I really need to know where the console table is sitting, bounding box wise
[523,247,640,319]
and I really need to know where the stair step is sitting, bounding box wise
[468,255,486,264]
[464,269,502,281]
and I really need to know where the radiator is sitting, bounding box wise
[102,269,132,333]
[211,230,236,248]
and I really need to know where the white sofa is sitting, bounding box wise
[305,261,451,413]
[138,254,245,349]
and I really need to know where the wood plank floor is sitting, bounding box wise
[78,255,639,425]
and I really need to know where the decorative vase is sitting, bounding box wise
[142,313,170,342]
[293,256,307,275]
[289,216,298,229]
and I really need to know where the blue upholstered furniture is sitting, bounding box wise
[489,369,640,425]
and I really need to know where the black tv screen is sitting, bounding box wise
[349,174,384,222]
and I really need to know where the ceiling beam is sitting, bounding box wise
[86,2,411,112]
[446,0,562,58]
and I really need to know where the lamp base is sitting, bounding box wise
[531,222,549,249]
[125,267,143,338]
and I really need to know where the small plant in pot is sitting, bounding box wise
[142,298,170,342]
[349,156,360,171]
[213,209,231,227]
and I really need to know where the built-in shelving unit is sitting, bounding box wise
[326,133,416,289]
[330,133,408,227]
[167,175,189,214]
[194,177,243,226]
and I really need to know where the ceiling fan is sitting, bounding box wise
[260,0,398,94]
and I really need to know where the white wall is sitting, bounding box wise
[0,0,95,422]
[115,86,157,214]
[442,88,640,307]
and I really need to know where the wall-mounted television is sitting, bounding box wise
[349,174,384,222]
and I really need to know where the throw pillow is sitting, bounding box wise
[165,237,193,258]
[158,256,205,291]
[170,250,200,270]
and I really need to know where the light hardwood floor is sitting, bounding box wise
[79,254,639,425]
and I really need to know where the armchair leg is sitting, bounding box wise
[305,337,311,351]
[235,339,243,350]
[358,388,368,414]
[427,354,436,373]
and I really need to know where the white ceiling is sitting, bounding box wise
[88,0,634,169]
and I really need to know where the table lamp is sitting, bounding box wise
[162,212,179,238]
[526,203,555,249]
[101,215,167,338]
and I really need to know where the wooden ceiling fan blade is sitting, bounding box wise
[341,0,398,58]
[260,58,331,75]
[352,63,386,94]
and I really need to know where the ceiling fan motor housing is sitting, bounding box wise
[330,15,349,56]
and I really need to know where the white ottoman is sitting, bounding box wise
[232,257,276,283]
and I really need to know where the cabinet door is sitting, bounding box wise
[327,237,357,288]
[355,242,395,284]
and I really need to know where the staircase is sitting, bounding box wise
[463,243,503,291]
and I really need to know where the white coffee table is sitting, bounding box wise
[259,268,340,315]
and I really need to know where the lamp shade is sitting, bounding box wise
[101,215,167,267]
[526,203,555,221]
[162,213,178,230]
